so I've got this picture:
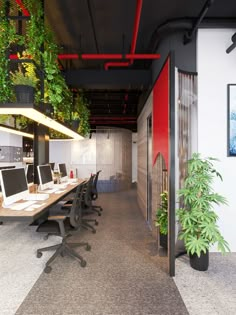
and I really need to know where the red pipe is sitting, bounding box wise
[130,0,143,54]
[104,0,143,70]
[10,53,160,60]
[15,0,30,16]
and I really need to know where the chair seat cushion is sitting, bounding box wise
[36,217,72,233]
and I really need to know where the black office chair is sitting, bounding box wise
[36,181,91,273]
[63,175,99,234]
[91,170,103,213]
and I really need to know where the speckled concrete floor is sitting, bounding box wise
[174,253,236,315]
[14,190,188,315]
[2,190,235,315]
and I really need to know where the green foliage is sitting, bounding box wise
[0,114,11,124]
[74,92,91,137]
[155,191,168,235]
[0,2,20,102]
[176,153,230,257]
[10,55,39,88]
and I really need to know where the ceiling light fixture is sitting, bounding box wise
[0,124,33,139]
[0,104,83,140]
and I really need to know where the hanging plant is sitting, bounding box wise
[0,1,22,102]
[74,92,91,137]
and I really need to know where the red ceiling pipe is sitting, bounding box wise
[104,0,143,70]
[15,0,30,16]
[11,53,160,60]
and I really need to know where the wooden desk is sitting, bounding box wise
[0,179,84,223]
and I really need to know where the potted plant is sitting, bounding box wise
[155,190,168,249]
[71,111,80,131]
[10,55,38,103]
[177,153,230,271]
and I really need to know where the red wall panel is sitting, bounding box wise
[152,58,169,168]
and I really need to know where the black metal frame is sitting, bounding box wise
[168,51,176,277]
[227,84,236,156]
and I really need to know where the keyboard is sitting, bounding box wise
[23,193,49,201]
[53,183,68,189]
[8,200,37,211]
[41,188,58,194]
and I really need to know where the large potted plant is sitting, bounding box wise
[155,190,168,249]
[177,153,230,271]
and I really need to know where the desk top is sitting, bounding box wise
[0,179,84,222]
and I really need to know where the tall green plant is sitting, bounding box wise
[177,153,230,257]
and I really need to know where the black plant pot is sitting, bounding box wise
[14,85,34,103]
[71,119,80,131]
[160,233,168,249]
[190,250,209,271]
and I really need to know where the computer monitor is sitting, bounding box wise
[0,168,29,206]
[26,164,34,186]
[49,162,55,171]
[37,164,54,190]
[0,166,16,192]
[58,163,68,182]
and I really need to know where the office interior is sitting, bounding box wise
[0,1,236,314]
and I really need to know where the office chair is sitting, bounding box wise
[91,170,103,213]
[36,181,91,273]
[62,175,99,234]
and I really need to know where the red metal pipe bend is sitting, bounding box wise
[15,0,30,16]
[104,0,143,70]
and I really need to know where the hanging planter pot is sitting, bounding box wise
[71,118,80,131]
[189,250,209,271]
[14,85,34,103]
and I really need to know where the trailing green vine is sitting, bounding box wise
[0,0,21,102]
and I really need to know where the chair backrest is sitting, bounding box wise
[91,170,102,200]
[69,181,86,228]
[83,174,95,207]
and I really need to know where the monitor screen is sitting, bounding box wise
[37,165,54,190]
[58,163,67,177]
[49,162,55,171]
[26,164,34,185]
[0,168,29,206]
[0,166,16,192]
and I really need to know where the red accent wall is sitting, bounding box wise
[152,58,169,169]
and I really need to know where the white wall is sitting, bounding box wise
[197,29,236,251]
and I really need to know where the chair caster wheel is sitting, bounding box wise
[92,230,96,234]
[86,244,91,251]
[80,260,86,267]
[44,266,52,273]
[95,221,98,226]
[37,251,42,258]
[43,235,49,240]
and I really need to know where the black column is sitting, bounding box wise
[33,123,49,183]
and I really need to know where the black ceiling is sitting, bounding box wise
[44,0,236,131]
